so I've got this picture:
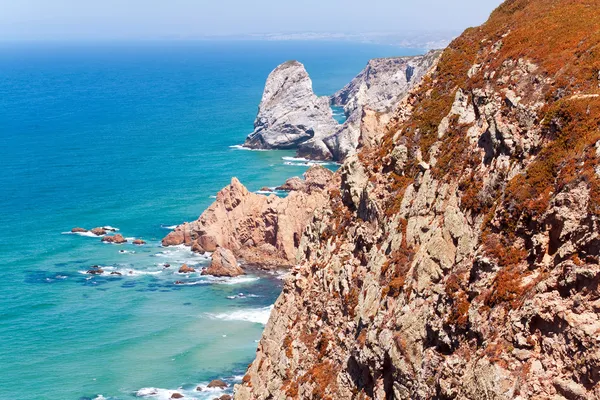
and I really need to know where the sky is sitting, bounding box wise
[0,0,504,41]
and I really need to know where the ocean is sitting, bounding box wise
[0,40,422,400]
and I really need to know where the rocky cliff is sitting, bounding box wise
[234,0,600,398]
[243,61,338,151]
[311,51,441,162]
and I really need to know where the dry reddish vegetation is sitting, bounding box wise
[369,0,600,311]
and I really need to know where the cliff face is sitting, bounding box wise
[235,0,600,399]
[243,61,338,152]
[300,52,442,162]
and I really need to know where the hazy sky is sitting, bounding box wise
[0,0,504,41]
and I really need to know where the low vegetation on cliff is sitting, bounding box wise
[235,0,600,399]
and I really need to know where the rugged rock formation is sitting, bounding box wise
[235,1,600,399]
[305,51,442,162]
[162,166,334,267]
[178,264,195,274]
[202,248,244,277]
[243,61,338,152]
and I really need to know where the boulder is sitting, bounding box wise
[170,393,184,399]
[259,187,273,192]
[91,227,107,236]
[218,396,232,400]
[276,177,306,192]
[101,234,127,244]
[71,227,87,233]
[202,248,244,277]
[207,379,228,389]
[244,60,338,150]
[178,264,196,274]
[132,239,146,245]
[110,271,122,276]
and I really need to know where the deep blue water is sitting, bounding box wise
[0,41,422,400]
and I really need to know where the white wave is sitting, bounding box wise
[209,195,217,199]
[281,156,310,162]
[203,276,260,285]
[118,249,135,254]
[229,144,268,151]
[61,231,102,238]
[161,224,178,230]
[207,305,274,325]
[154,244,211,265]
[78,266,163,277]
[136,385,224,400]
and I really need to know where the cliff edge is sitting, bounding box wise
[235,0,600,398]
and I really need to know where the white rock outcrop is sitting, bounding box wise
[243,60,338,152]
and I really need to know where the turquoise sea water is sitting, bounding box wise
[0,41,422,400]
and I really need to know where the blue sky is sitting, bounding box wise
[0,0,504,41]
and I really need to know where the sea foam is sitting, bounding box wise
[207,305,274,325]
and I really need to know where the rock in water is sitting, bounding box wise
[202,248,244,277]
[178,264,195,274]
[101,234,127,244]
[71,227,87,233]
[243,61,338,152]
[207,379,228,389]
[90,227,107,236]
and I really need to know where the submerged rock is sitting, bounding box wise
[162,166,333,267]
[243,60,338,152]
[202,248,244,277]
[86,266,104,275]
[101,234,127,244]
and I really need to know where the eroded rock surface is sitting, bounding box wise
[234,1,600,399]
[244,61,338,152]
[202,247,244,277]
[162,166,334,267]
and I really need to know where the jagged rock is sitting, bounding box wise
[323,51,442,161]
[207,379,228,389]
[243,60,337,151]
[202,248,244,277]
[162,166,332,267]
[178,264,195,274]
[101,234,127,244]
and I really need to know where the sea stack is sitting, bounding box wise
[243,60,338,156]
